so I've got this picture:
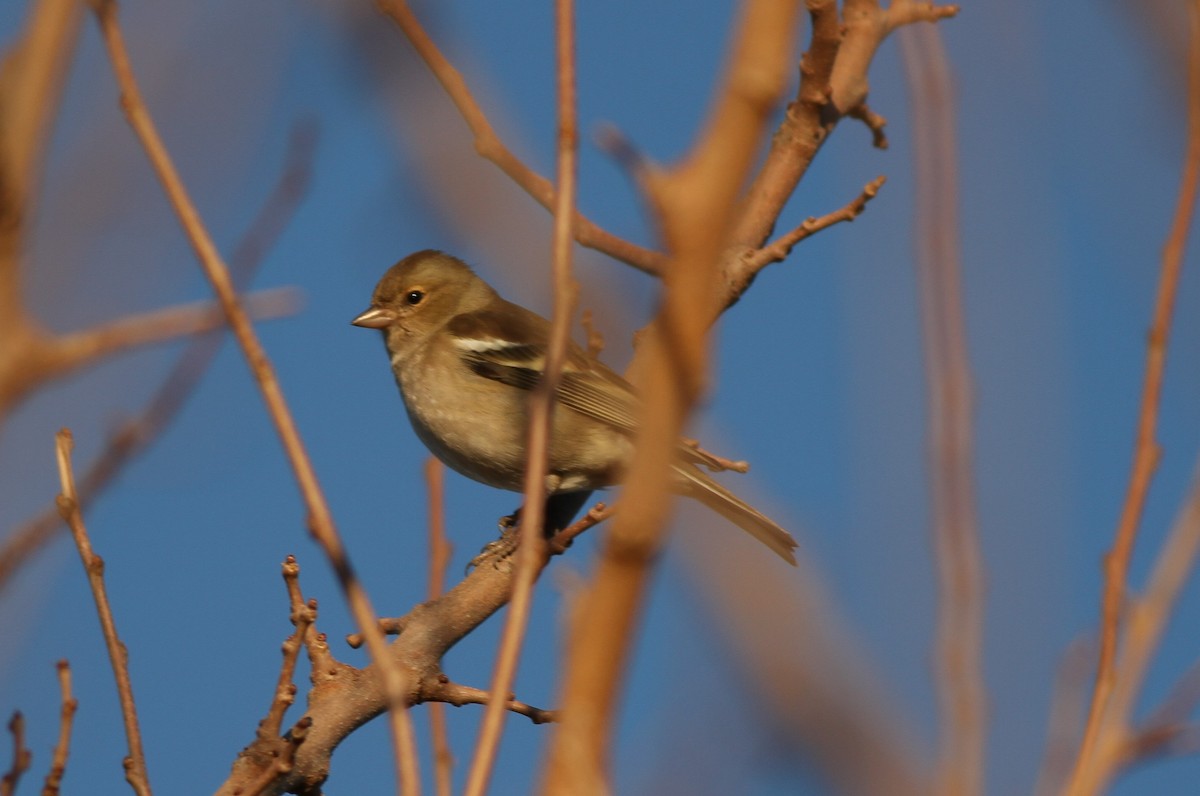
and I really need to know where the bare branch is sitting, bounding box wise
[543,2,802,792]
[548,502,614,556]
[728,0,958,295]
[425,680,556,725]
[217,493,599,795]
[848,100,889,147]
[0,0,83,324]
[260,557,315,740]
[464,2,579,792]
[422,459,454,796]
[41,660,77,796]
[375,0,666,277]
[734,174,886,287]
[1,713,30,796]
[87,1,421,790]
[901,22,986,796]
[1066,3,1200,792]
[55,430,152,796]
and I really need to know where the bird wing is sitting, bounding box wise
[448,306,641,434]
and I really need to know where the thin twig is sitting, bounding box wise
[1034,638,1094,796]
[1,712,30,796]
[86,3,420,792]
[55,430,151,796]
[423,459,454,796]
[848,102,889,148]
[1078,464,1200,791]
[41,660,76,796]
[1065,2,1200,792]
[547,502,614,556]
[542,3,801,793]
[239,717,311,796]
[345,617,408,649]
[579,309,604,359]
[2,288,298,418]
[900,21,986,796]
[726,0,957,304]
[747,175,886,271]
[428,681,556,725]
[375,0,665,277]
[0,0,83,324]
[462,2,579,793]
[216,494,603,793]
[260,557,314,740]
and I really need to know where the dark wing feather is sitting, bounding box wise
[450,304,641,433]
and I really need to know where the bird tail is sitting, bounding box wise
[674,465,798,565]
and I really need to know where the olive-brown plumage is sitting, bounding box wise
[352,249,798,564]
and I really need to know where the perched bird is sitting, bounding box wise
[352,249,798,564]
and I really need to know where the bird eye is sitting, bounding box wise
[405,290,425,305]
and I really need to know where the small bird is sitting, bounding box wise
[352,249,798,565]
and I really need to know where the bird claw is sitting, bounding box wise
[465,513,521,573]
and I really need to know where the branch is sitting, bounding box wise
[0,288,298,418]
[55,430,151,796]
[1067,462,1200,792]
[424,680,556,725]
[87,2,420,791]
[423,459,454,796]
[215,493,603,795]
[0,713,30,796]
[733,174,886,288]
[260,557,315,740]
[375,0,667,277]
[901,22,986,796]
[542,2,802,792]
[42,660,77,796]
[1066,2,1200,792]
[0,0,83,324]
[463,1,579,792]
[728,0,958,294]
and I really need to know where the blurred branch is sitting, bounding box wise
[1066,2,1200,793]
[55,429,151,796]
[217,493,601,795]
[463,1,579,793]
[901,22,986,796]
[542,2,801,792]
[376,0,667,277]
[1035,638,1094,796]
[42,660,77,796]
[1069,462,1200,792]
[0,712,30,796]
[0,288,299,417]
[422,459,454,796]
[0,0,82,324]
[87,1,423,791]
[685,529,931,796]
[0,121,315,597]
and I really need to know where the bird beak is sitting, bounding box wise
[351,306,398,328]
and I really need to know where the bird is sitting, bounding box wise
[351,249,798,565]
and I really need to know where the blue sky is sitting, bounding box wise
[2,1,1199,794]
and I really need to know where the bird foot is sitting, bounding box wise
[465,512,521,573]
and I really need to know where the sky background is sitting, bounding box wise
[1,1,1199,794]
